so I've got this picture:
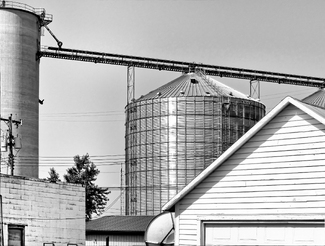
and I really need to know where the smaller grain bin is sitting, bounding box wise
[125,72,265,215]
[302,88,325,108]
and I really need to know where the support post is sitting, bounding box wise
[8,116,14,176]
[0,195,3,246]
[0,115,22,176]
[250,79,260,100]
[127,66,135,104]
[120,163,124,215]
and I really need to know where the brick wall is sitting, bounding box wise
[0,174,85,246]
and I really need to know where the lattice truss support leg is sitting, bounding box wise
[127,66,135,104]
[126,65,138,214]
[250,79,260,100]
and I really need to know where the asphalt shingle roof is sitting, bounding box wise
[86,216,155,232]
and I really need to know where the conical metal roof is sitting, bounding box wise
[301,88,325,108]
[137,73,250,100]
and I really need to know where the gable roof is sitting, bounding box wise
[162,96,325,211]
[86,215,155,233]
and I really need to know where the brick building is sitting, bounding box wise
[0,174,85,246]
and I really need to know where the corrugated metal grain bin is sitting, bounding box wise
[125,72,265,215]
[302,88,325,108]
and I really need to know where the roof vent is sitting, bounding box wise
[157,92,162,96]
[180,91,185,95]
[229,92,233,96]
[190,79,198,84]
[206,92,211,96]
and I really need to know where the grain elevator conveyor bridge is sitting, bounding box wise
[39,46,325,103]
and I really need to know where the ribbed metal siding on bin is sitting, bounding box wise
[125,73,265,215]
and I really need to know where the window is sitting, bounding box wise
[8,225,24,246]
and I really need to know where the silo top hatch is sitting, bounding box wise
[138,72,252,100]
[0,1,52,25]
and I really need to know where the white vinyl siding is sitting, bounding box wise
[86,234,145,246]
[176,105,325,245]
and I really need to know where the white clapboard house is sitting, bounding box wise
[162,93,325,246]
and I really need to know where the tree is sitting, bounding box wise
[63,154,110,221]
[47,167,60,183]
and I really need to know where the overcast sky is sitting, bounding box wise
[15,0,324,216]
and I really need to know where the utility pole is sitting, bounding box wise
[0,195,3,246]
[1,115,22,176]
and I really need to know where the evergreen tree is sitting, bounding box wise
[63,154,110,221]
[47,167,60,183]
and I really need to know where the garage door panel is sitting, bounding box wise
[264,226,287,243]
[206,226,232,242]
[238,226,258,241]
[205,223,325,245]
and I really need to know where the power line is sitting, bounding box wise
[41,110,123,115]
[40,120,124,123]
[261,88,316,101]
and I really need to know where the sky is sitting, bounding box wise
[12,0,325,216]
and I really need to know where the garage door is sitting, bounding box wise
[204,222,325,245]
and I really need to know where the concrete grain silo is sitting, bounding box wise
[125,72,266,215]
[0,2,52,178]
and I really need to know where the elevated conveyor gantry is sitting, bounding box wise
[39,46,325,102]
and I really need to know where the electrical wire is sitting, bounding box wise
[39,110,125,123]
[0,154,125,166]
[41,110,123,116]
[261,88,316,101]
[100,189,124,214]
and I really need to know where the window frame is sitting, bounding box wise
[8,224,25,246]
